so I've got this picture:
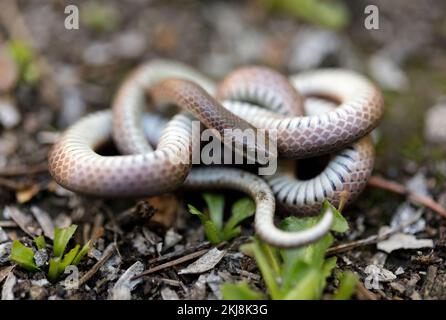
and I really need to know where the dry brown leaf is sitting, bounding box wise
[16,184,40,203]
[0,266,14,284]
[146,194,178,229]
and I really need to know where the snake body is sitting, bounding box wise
[48,60,384,248]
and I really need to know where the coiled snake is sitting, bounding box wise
[48,60,384,248]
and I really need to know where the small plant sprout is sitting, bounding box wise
[222,201,358,300]
[188,193,255,245]
[9,240,40,272]
[9,224,91,282]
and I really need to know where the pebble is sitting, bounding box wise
[112,31,147,59]
[110,261,144,300]
[0,242,12,264]
[425,103,446,144]
[368,53,409,91]
[0,227,9,243]
[82,42,114,66]
[34,249,48,267]
[0,96,21,128]
[287,29,342,70]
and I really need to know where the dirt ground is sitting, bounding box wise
[0,0,446,300]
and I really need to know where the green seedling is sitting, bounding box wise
[262,0,349,31]
[9,240,40,272]
[9,224,91,282]
[222,201,358,300]
[188,193,255,244]
[6,40,40,85]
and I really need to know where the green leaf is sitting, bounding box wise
[72,240,91,265]
[203,220,222,245]
[318,256,337,296]
[48,258,61,283]
[189,204,222,244]
[281,215,320,232]
[333,271,358,300]
[34,235,46,250]
[203,193,225,230]
[280,260,312,294]
[59,245,80,273]
[222,197,255,240]
[263,0,349,31]
[9,240,39,272]
[251,238,280,299]
[222,282,265,300]
[81,1,121,32]
[324,201,349,233]
[6,40,40,84]
[239,242,255,256]
[53,225,77,258]
[283,269,321,300]
[188,204,207,224]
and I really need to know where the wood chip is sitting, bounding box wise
[16,184,40,203]
[0,266,14,284]
[161,287,179,300]
[110,261,144,300]
[1,270,16,300]
[0,226,9,243]
[31,206,54,240]
[5,205,36,236]
[377,233,434,253]
[178,248,226,275]
[146,194,178,229]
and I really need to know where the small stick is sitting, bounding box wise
[148,241,212,265]
[133,242,226,280]
[132,248,210,280]
[0,163,48,177]
[356,281,378,300]
[0,221,17,228]
[78,244,116,286]
[368,175,446,218]
[159,278,183,287]
[0,177,33,190]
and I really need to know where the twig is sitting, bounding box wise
[356,281,378,300]
[327,211,422,255]
[148,241,212,265]
[133,242,226,280]
[0,220,17,228]
[368,175,446,218]
[159,278,183,287]
[78,244,116,287]
[0,177,33,190]
[0,163,48,177]
[132,248,210,280]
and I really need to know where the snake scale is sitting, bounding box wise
[48,60,384,248]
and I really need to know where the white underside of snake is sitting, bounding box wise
[48,60,384,248]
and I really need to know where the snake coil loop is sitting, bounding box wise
[48,60,384,248]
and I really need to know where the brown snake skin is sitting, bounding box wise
[48,60,384,248]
